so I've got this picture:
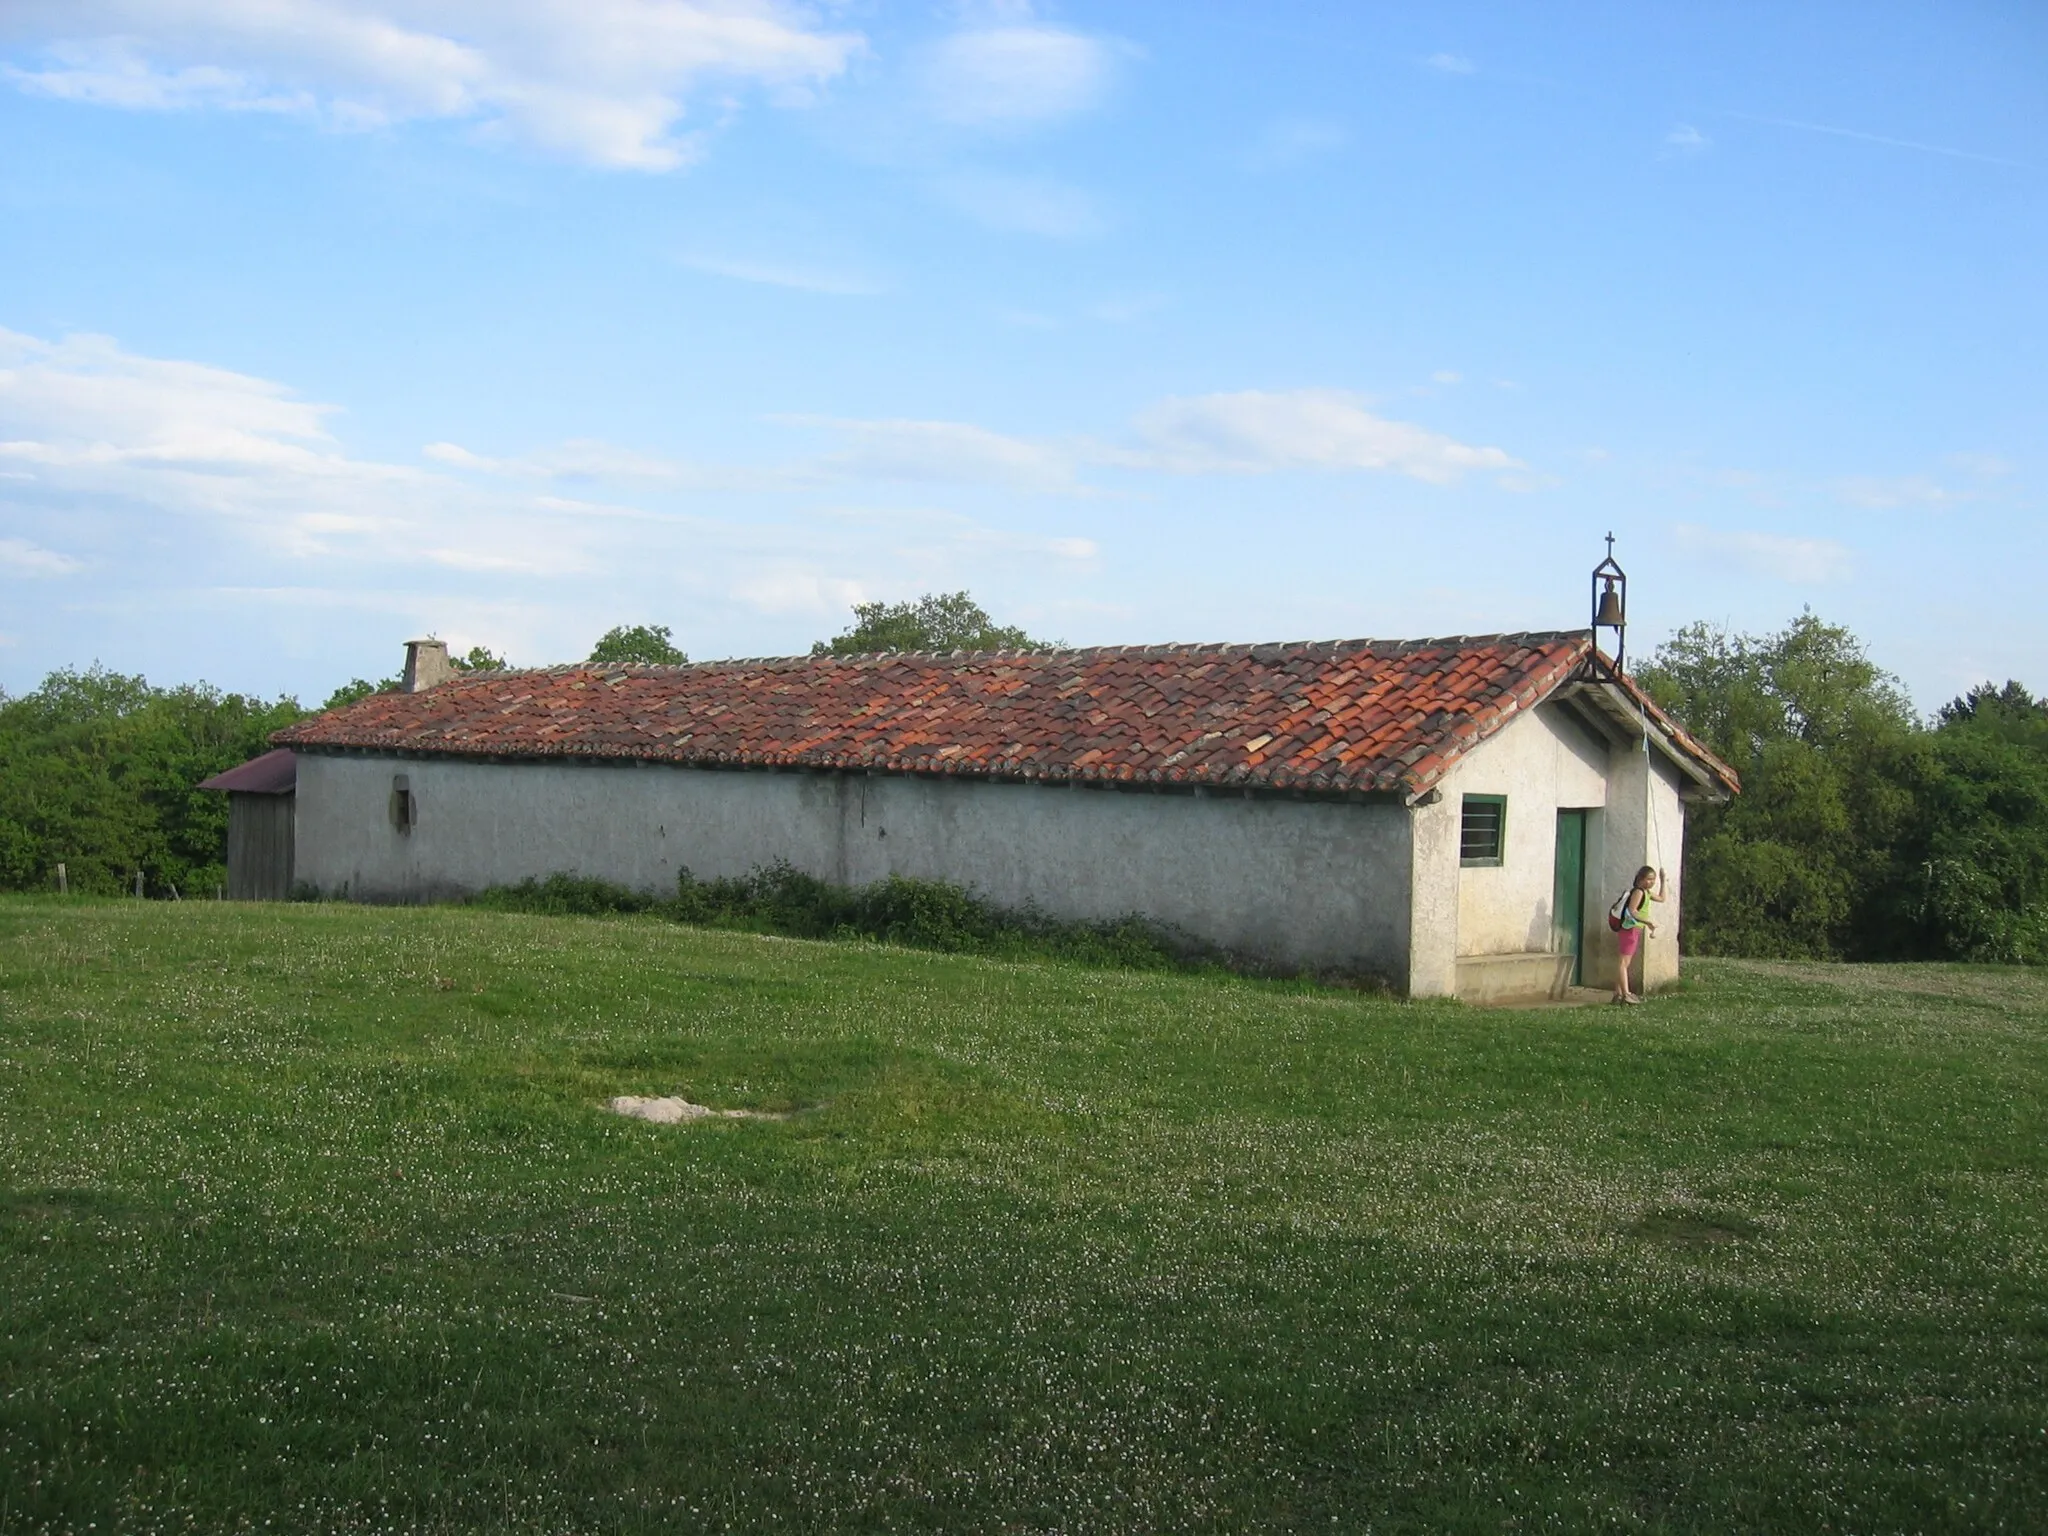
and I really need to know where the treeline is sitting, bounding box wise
[0,668,306,897]
[1640,614,2048,964]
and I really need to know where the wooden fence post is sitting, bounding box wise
[55,863,67,895]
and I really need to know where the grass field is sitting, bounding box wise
[1,898,2044,1533]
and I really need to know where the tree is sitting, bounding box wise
[0,667,307,896]
[322,675,400,710]
[1937,681,2048,751]
[588,624,688,667]
[1641,610,1915,760]
[1886,727,2048,963]
[452,645,509,672]
[1857,684,2048,963]
[1637,612,1919,959]
[811,592,1054,658]
[1637,613,2048,962]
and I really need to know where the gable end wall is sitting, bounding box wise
[1408,701,1691,997]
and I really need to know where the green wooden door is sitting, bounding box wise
[1553,810,1587,986]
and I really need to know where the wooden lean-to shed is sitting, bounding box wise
[197,747,297,899]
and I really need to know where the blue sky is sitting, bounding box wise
[1,1,2042,711]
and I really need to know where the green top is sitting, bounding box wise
[1620,890,1652,930]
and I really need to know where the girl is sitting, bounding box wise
[1613,865,1667,1005]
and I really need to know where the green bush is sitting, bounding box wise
[472,863,1201,974]
[672,861,1193,970]
[810,592,1055,657]
[468,873,658,917]
[1880,727,2048,964]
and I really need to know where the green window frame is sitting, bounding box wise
[1460,794,1507,867]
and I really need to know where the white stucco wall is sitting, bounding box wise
[1440,703,1613,957]
[292,752,1416,979]
[1405,793,1461,998]
[1411,700,1694,995]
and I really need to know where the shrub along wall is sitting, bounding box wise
[469,866,1218,974]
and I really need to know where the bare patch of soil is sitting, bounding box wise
[608,1095,789,1124]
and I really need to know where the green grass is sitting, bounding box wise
[1,899,2044,1533]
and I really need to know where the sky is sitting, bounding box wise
[0,0,2043,712]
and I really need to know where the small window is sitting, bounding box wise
[1460,794,1506,866]
[390,774,416,835]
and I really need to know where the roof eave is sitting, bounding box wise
[1556,661,1742,798]
[281,740,1415,804]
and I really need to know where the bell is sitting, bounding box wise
[1594,579,1625,628]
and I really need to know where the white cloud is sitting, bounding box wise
[782,392,1524,491]
[1430,370,1462,385]
[1120,389,1521,483]
[919,23,1119,130]
[423,545,586,575]
[820,502,1099,562]
[936,171,1104,238]
[0,1,861,170]
[1426,53,1474,75]
[4,331,1522,509]
[0,325,620,571]
[1834,474,1965,509]
[537,439,700,480]
[0,324,1533,682]
[425,436,784,491]
[0,326,351,476]
[427,438,690,480]
[792,416,1082,493]
[1664,124,1710,154]
[422,441,496,470]
[0,325,1119,657]
[0,537,84,576]
[732,569,864,616]
[4,41,318,114]
[1673,524,1852,583]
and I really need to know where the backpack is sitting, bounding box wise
[1607,893,1631,932]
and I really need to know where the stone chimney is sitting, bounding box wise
[403,638,455,693]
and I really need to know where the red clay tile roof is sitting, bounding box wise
[274,632,1736,798]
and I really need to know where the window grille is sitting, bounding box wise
[1460,794,1506,866]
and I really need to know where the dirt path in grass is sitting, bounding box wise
[608,1095,790,1124]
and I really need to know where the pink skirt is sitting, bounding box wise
[1616,927,1642,958]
